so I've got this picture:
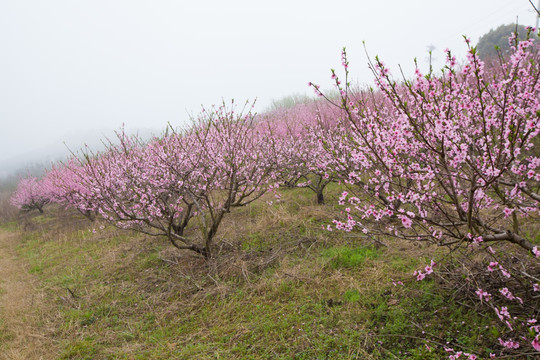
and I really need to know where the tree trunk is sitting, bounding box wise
[316,190,324,205]
[191,244,210,259]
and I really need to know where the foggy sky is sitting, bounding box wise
[0,0,536,170]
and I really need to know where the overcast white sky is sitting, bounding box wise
[0,0,537,168]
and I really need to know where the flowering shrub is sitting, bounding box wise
[314,31,539,253]
[10,175,52,213]
[312,30,540,357]
[45,160,100,220]
[16,101,278,258]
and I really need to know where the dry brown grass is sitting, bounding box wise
[0,192,18,224]
[0,230,60,360]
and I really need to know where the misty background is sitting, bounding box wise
[0,0,537,180]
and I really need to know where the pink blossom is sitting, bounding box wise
[488,262,498,272]
[498,337,520,349]
[499,265,511,278]
[476,288,491,302]
[503,207,514,218]
[532,335,540,351]
[400,215,413,228]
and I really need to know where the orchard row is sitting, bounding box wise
[10,33,540,357]
[12,34,539,256]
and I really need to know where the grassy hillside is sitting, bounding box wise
[0,186,512,359]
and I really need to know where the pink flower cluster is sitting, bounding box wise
[414,259,436,281]
[10,176,53,213]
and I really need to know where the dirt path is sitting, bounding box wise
[0,230,58,360]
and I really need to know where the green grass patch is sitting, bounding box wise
[343,289,361,303]
[388,254,421,272]
[60,337,101,359]
[241,232,265,251]
[322,245,380,268]
[0,221,18,231]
